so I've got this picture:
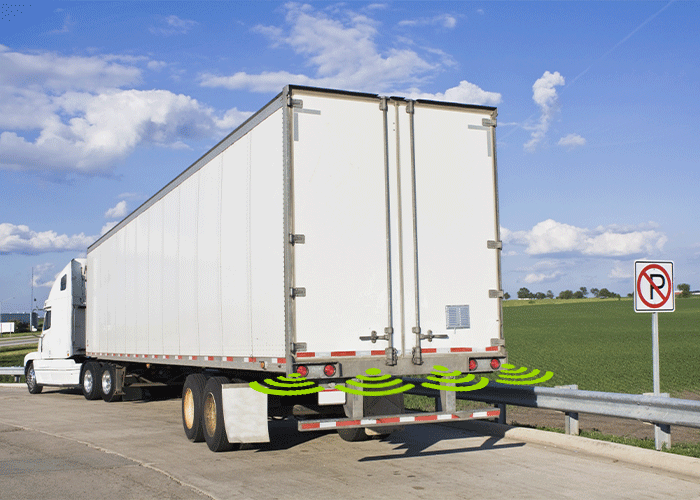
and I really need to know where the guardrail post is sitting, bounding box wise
[436,389,456,413]
[498,403,506,425]
[14,374,21,383]
[645,392,672,450]
[556,385,579,435]
[564,412,579,435]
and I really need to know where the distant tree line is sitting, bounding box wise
[510,286,622,300]
[505,283,696,301]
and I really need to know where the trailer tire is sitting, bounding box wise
[337,427,370,442]
[81,362,101,400]
[182,374,207,442]
[99,363,122,403]
[25,362,43,394]
[202,376,239,452]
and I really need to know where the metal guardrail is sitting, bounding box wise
[0,366,24,382]
[406,380,700,449]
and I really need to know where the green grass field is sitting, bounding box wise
[502,296,700,395]
[0,345,33,383]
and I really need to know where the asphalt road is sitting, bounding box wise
[0,385,698,500]
[0,336,39,348]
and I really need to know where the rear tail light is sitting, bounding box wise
[295,365,309,377]
[490,358,501,370]
[323,364,336,377]
[468,359,477,371]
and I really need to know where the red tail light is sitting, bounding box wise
[295,365,309,377]
[490,358,501,370]
[469,359,477,371]
[323,364,336,377]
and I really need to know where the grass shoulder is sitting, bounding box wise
[0,345,34,382]
[503,297,633,308]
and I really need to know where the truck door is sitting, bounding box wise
[289,91,395,361]
[402,102,502,363]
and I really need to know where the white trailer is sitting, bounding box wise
[25,86,506,451]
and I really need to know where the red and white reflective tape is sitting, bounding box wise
[86,353,286,364]
[296,347,476,360]
[300,409,500,430]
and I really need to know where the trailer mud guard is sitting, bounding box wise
[221,383,270,444]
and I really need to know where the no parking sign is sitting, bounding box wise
[634,261,674,312]
[634,260,674,451]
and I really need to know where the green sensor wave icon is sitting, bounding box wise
[495,363,554,385]
[336,368,415,397]
[249,373,324,396]
[421,365,489,392]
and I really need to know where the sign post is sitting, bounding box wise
[634,260,674,450]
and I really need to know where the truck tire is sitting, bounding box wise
[337,427,370,442]
[25,362,43,395]
[182,374,207,442]
[81,362,101,400]
[99,363,122,403]
[202,376,239,452]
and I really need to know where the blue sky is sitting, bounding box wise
[1,1,698,314]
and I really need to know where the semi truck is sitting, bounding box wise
[24,85,506,452]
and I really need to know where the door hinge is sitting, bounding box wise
[289,234,305,245]
[292,342,307,353]
[287,96,303,108]
[487,240,503,250]
[412,346,423,365]
[291,287,306,298]
[482,118,497,127]
[489,290,504,299]
[385,347,398,366]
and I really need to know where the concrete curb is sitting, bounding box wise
[455,420,700,479]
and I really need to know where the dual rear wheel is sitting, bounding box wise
[81,362,122,402]
[182,374,239,452]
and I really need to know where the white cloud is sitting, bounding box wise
[558,133,586,149]
[0,45,141,92]
[524,71,565,152]
[609,261,633,280]
[202,4,434,93]
[523,271,563,284]
[100,221,118,236]
[150,15,199,36]
[200,4,492,103]
[32,263,56,288]
[399,14,458,29]
[0,223,96,255]
[49,14,75,34]
[0,80,251,176]
[105,200,128,219]
[408,80,502,106]
[503,219,667,257]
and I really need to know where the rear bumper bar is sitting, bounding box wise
[298,408,500,432]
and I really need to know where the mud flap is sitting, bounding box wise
[221,383,270,444]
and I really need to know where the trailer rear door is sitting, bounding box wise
[288,88,502,370]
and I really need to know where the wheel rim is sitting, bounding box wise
[27,366,36,388]
[84,370,93,394]
[102,370,112,395]
[183,388,195,429]
[203,392,217,437]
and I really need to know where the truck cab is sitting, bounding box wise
[24,259,87,393]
